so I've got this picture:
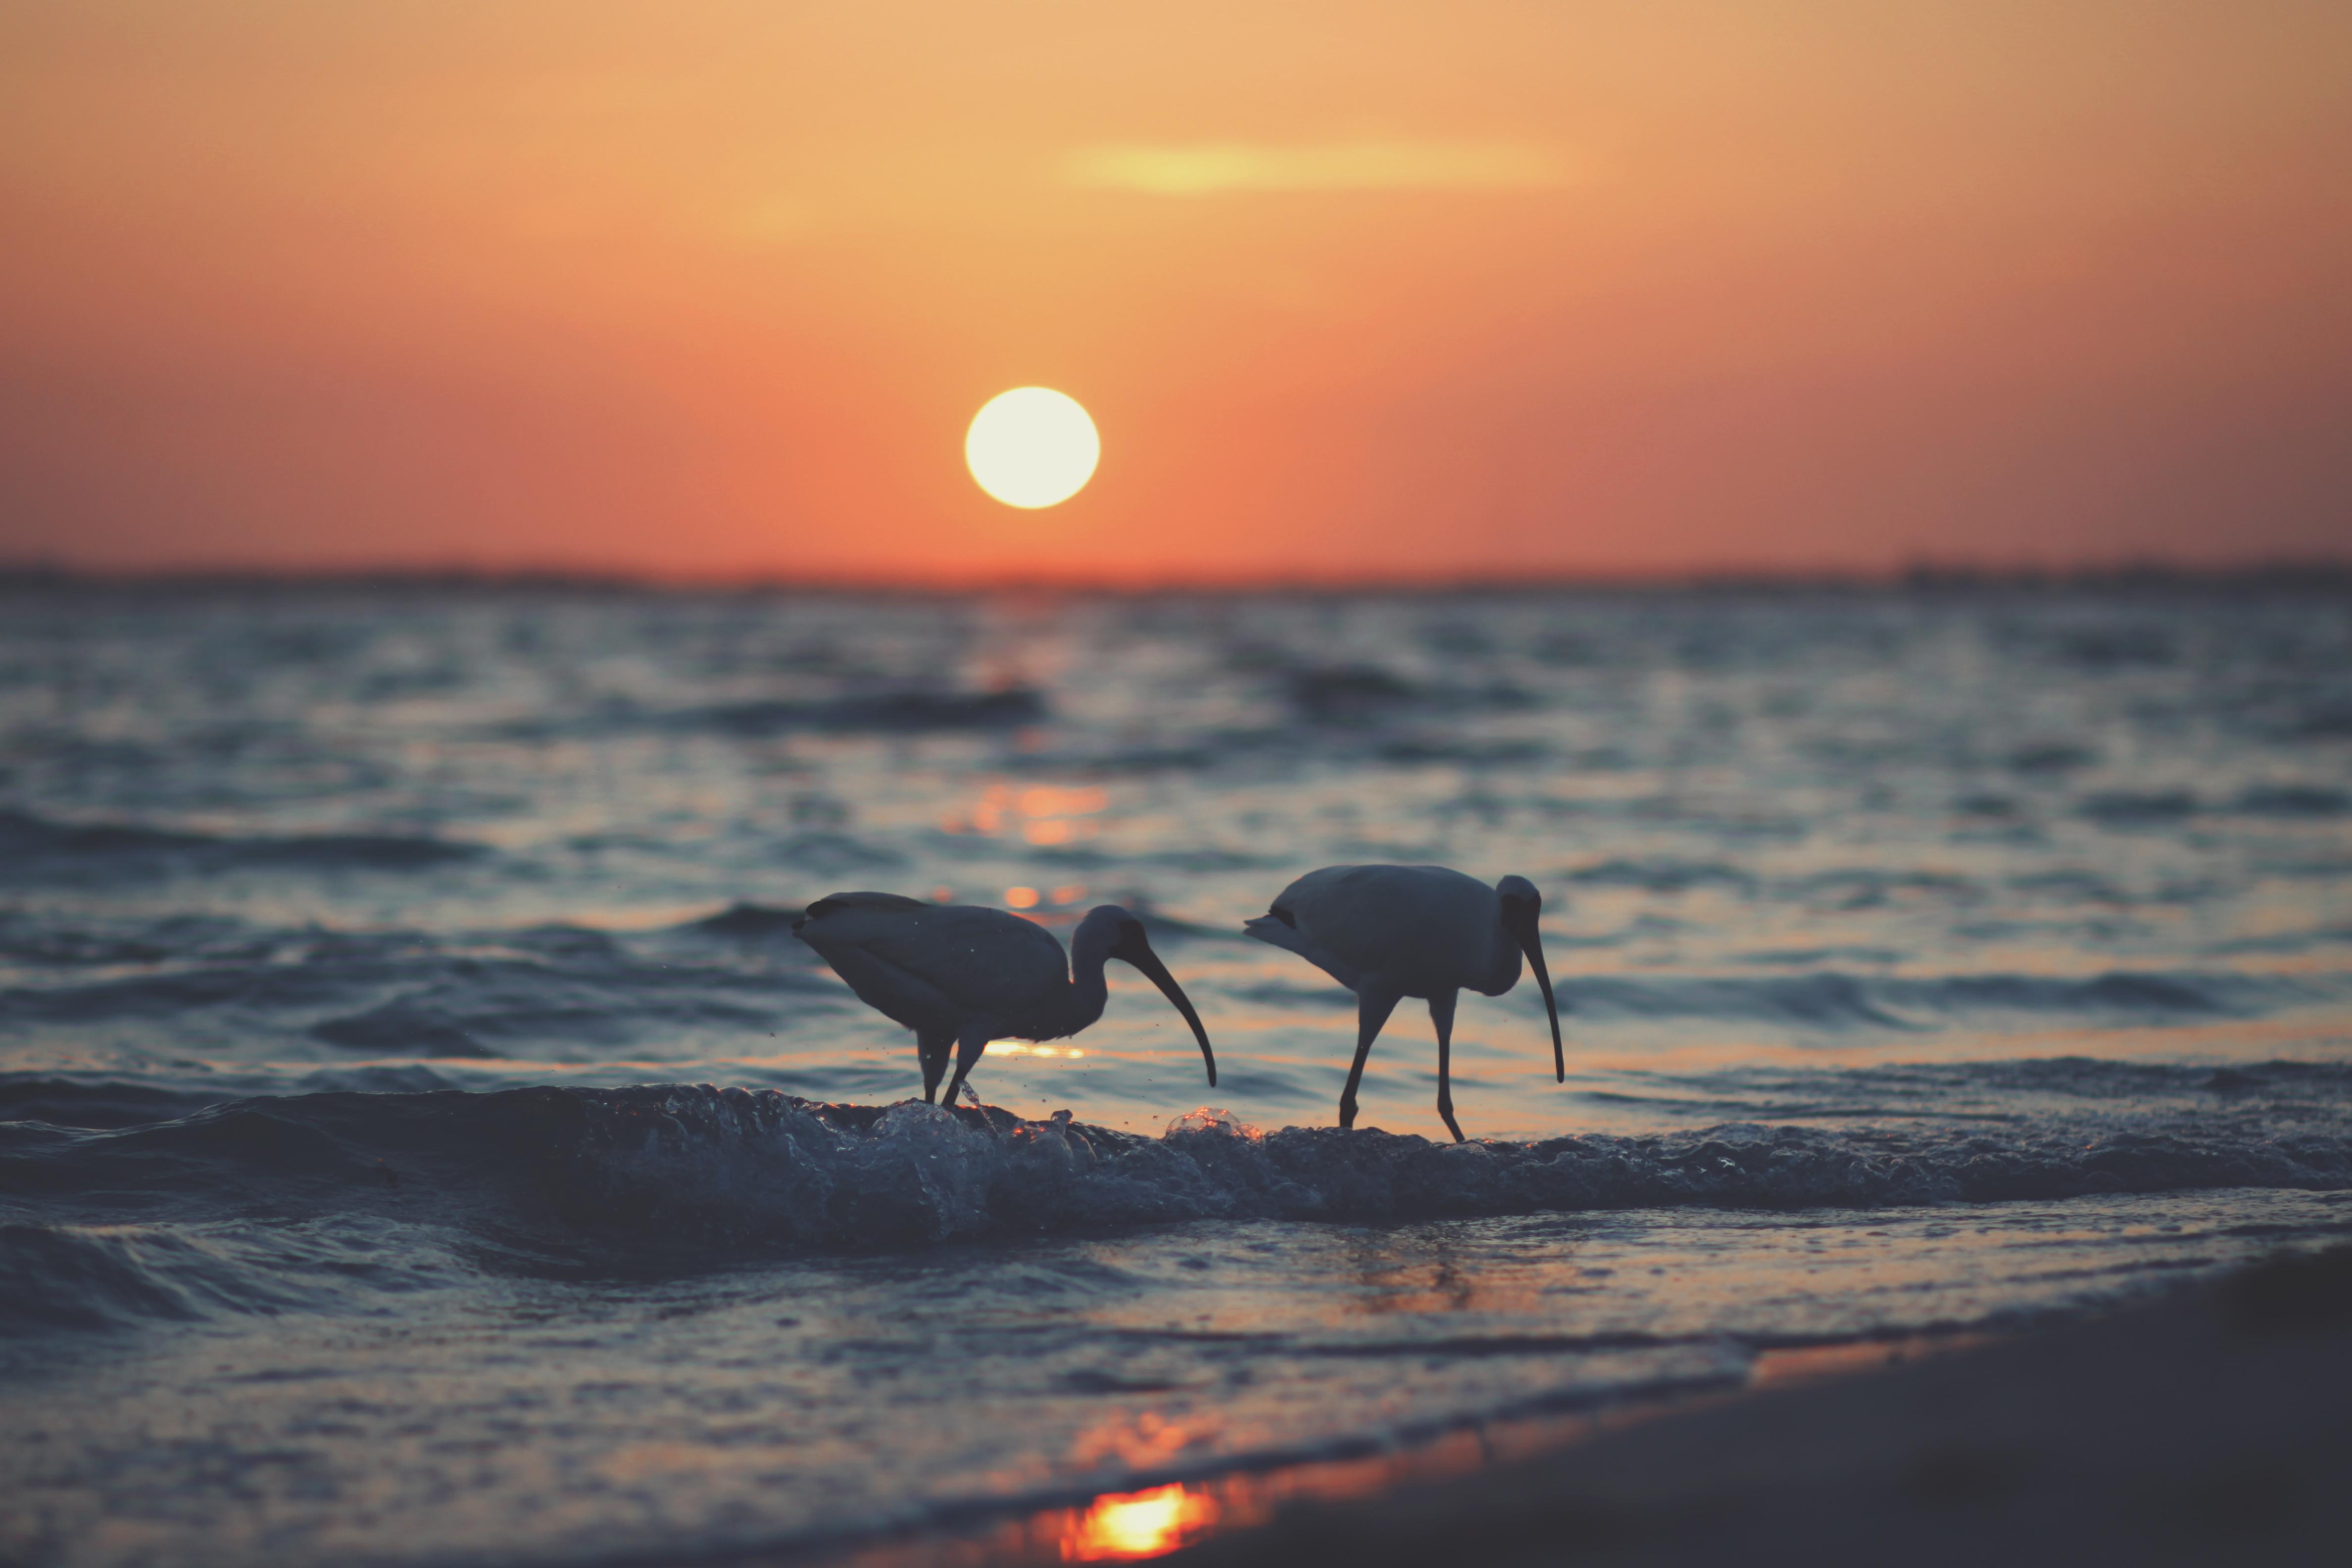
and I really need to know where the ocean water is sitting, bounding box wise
[2,583,2348,1566]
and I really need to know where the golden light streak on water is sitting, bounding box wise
[1060,1483,1218,1561]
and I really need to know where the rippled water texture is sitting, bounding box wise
[2,585,2349,1566]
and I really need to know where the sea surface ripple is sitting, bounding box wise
[2,584,2348,1568]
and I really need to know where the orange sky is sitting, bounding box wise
[2,1,2347,582]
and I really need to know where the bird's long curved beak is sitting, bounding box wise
[1115,933,1218,1086]
[1523,930,1563,1081]
[1501,903,1565,1082]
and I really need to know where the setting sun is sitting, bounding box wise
[965,388,1100,509]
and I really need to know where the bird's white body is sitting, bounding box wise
[794,892,1215,1106]
[1244,864,1561,1141]
[1243,865,1523,999]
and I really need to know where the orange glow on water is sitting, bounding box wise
[1068,1410,1227,1472]
[1061,1484,1219,1561]
[836,1326,1990,1568]
[943,783,1108,839]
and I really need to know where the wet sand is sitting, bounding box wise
[1169,1249,2352,1568]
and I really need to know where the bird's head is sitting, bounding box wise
[1494,875,1564,1081]
[1495,873,1540,919]
[1075,905,1218,1087]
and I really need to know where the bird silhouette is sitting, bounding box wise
[1243,864,1561,1141]
[793,893,1216,1108]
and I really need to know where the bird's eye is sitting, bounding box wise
[1270,907,1296,928]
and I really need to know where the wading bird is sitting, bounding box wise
[1243,865,1562,1142]
[793,893,1216,1108]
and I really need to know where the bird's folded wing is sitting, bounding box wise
[812,902,1071,1015]
[1242,914,1359,990]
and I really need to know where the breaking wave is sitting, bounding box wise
[6,1077,2350,1332]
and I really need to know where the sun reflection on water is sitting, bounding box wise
[948,1408,1612,1568]
[1060,1483,1219,1561]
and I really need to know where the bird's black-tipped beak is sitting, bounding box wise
[1500,893,1564,1081]
[1110,921,1217,1086]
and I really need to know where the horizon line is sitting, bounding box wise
[2,557,2349,597]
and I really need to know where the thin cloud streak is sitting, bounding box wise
[1065,140,1577,195]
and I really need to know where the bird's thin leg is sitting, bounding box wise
[916,1027,953,1103]
[1428,989,1464,1143]
[938,1024,992,1113]
[1339,988,1401,1130]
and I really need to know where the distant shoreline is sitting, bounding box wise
[3,560,2349,598]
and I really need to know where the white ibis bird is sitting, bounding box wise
[1242,865,1562,1142]
[792,893,1216,1107]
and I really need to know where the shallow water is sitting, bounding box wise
[2,585,2348,1566]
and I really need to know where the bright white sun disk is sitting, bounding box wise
[965,388,1099,508]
